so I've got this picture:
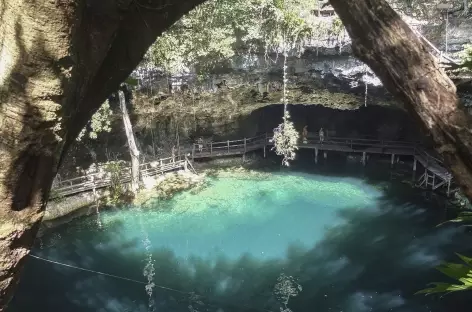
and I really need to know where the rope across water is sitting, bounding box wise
[28,253,276,312]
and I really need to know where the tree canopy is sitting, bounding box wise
[145,0,344,75]
[143,0,471,76]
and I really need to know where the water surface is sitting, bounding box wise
[8,168,472,312]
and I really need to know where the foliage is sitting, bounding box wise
[418,210,472,295]
[448,43,472,72]
[417,253,472,294]
[272,44,299,166]
[389,0,467,19]
[145,0,342,75]
[49,188,65,202]
[77,100,113,141]
[124,77,139,87]
[272,112,299,166]
[103,160,134,206]
[440,210,472,225]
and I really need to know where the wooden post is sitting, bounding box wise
[244,138,247,153]
[263,145,266,158]
[184,159,188,171]
[447,179,451,196]
[227,140,230,153]
[315,148,318,164]
[391,154,395,167]
[210,142,213,155]
[323,151,327,159]
[413,158,417,171]
[192,145,195,161]
[362,152,366,166]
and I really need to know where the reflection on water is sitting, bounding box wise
[8,166,472,312]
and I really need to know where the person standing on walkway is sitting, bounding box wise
[197,137,203,152]
[302,125,308,144]
[319,127,324,144]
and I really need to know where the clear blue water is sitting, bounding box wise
[8,167,472,312]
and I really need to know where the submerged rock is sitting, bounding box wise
[135,171,206,206]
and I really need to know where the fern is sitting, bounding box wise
[417,253,472,295]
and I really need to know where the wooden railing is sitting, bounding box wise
[413,147,443,165]
[191,134,268,158]
[189,133,434,159]
[52,155,188,198]
[52,132,450,198]
[304,135,419,150]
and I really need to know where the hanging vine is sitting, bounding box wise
[363,64,369,107]
[272,39,299,166]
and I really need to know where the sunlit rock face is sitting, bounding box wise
[132,49,388,108]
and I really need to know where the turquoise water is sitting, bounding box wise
[8,169,472,312]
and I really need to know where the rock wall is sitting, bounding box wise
[58,101,422,179]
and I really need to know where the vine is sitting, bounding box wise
[104,160,134,206]
[271,39,299,166]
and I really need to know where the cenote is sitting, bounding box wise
[8,160,472,312]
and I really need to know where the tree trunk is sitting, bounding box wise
[0,0,204,309]
[118,90,140,193]
[329,0,472,199]
[0,0,73,308]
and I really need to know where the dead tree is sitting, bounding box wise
[118,90,140,194]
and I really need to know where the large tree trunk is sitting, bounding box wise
[0,0,73,308]
[118,90,140,193]
[329,0,472,198]
[0,0,204,309]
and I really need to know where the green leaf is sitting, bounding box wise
[457,253,472,267]
[436,262,470,280]
[418,254,472,295]
[437,211,472,226]
[416,282,456,295]
[125,77,139,87]
[143,0,326,75]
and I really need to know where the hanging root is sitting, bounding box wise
[271,41,300,166]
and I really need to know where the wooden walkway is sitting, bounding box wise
[52,133,453,198]
[189,134,268,158]
[52,156,189,198]
[188,134,424,158]
[189,133,452,194]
